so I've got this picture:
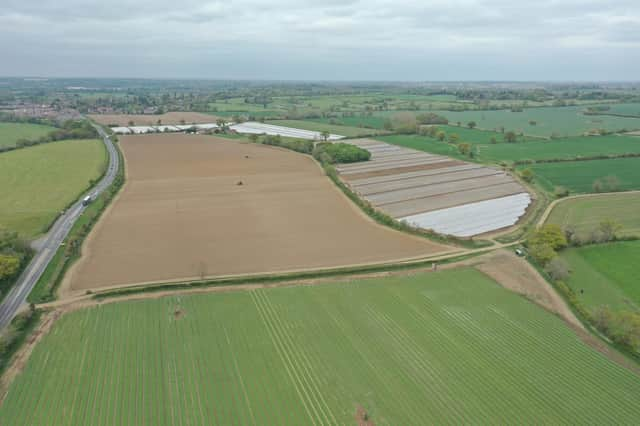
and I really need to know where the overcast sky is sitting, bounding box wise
[1,0,638,81]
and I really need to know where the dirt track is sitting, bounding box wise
[62,134,450,294]
[89,112,218,126]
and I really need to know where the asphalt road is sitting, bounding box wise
[0,125,119,329]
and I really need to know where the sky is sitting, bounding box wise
[1,0,639,81]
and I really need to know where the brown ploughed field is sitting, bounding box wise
[89,112,217,126]
[64,134,450,293]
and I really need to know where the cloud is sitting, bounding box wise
[0,0,638,80]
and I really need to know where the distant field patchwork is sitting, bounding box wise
[0,139,106,237]
[0,122,57,149]
[435,105,640,137]
[2,268,640,425]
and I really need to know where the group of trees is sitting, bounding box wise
[259,134,314,155]
[592,307,640,354]
[312,143,371,164]
[0,230,32,299]
[563,219,623,247]
[528,224,568,266]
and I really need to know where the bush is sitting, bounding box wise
[416,112,448,125]
[520,168,534,183]
[313,143,371,164]
[544,257,570,281]
[554,186,569,198]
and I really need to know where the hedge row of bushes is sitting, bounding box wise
[259,134,314,154]
[312,142,371,164]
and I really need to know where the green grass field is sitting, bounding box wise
[561,241,640,312]
[2,268,640,425]
[266,119,388,137]
[547,193,640,238]
[0,122,57,149]
[0,139,106,237]
[527,157,640,193]
[435,105,640,137]
[479,134,640,163]
[376,133,640,165]
[376,134,466,159]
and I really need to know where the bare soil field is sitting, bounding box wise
[89,112,217,126]
[63,134,450,294]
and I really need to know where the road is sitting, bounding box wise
[0,125,119,329]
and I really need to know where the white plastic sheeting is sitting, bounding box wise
[128,126,155,134]
[399,193,531,237]
[230,122,344,140]
[153,125,180,132]
[111,127,131,134]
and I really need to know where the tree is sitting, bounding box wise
[544,257,570,281]
[0,255,20,280]
[598,219,622,242]
[458,143,471,156]
[529,243,557,265]
[490,137,497,144]
[216,118,228,131]
[592,306,614,334]
[448,133,460,144]
[520,168,534,183]
[467,121,477,129]
[592,179,604,193]
[391,112,417,133]
[320,130,330,142]
[248,134,259,144]
[437,131,446,142]
[416,112,448,125]
[603,175,620,192]
[504,131,518,143]
[530,224,568,251]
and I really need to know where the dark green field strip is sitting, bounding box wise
[2,269,640,424]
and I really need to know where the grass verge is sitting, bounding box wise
[0,308,41,377]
